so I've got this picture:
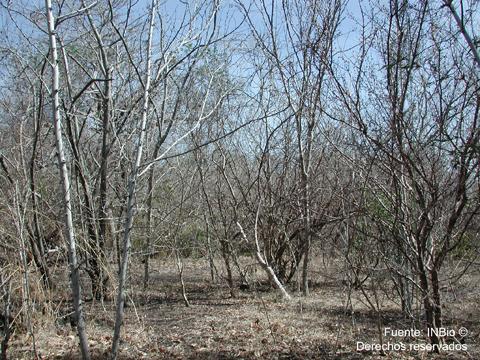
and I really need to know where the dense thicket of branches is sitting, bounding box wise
[0,0,478,358]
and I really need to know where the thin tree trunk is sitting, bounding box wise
[417,256,440,349]
[301,235,311,296]
[144,77,179,287]
[29,82,51,289]
[0,273,12,360]
[195,151,216,283]
[299,124,313,297]
[111,1,156,358]
[60,36,104,301]
[204,217,216,283]
[93,23,112,301]
[107,208,118,262]
[94,68,112,299]
[44,1,90,358]
[175,249,190,307]
[142,136,168,288]
[431,268,443,337]
[237,221,291,301]
[220,237,236,298]
[444,0,480,67]
[14,188,38,359]
[143,166,154,288]
[77,2,113,299]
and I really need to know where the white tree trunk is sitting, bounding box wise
[44,1,91,359]
[236,222,291,301]
[110,1,157,358]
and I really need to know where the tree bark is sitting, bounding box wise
[0,274,12,360]
[237,222,291,301]
[44,1,90,358]
[111,1,156,358]
[143,165,155,288]
[29,80,51,289]
[81,1,113,300]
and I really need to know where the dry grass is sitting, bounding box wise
[4,256,479,359]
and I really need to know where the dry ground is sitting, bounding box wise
[5,255,480,359]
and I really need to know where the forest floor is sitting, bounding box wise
[6,255,480,359]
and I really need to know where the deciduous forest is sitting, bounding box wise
[0,0,479,359]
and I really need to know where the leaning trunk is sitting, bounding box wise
[237,222,291,301]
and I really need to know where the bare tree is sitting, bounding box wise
[237,217,292,300]
[443,0,480,67]
[330,0,480,348]
[110,0,157,357]
[44,1,90,358]
[239,0,343,295]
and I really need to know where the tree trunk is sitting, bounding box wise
[45,1,91,359]
[175,249,190,307]
[0,274,12,360]
[29,89,51,289]
[220,238,236,298]
[81,1,113,300]
[417,257,440,350]
[431,267,443,337]
[301,234,311,296]
[111,1,156,358]
[204,218,216,283]
[143,149,159,288]
[237,222,291,301]
[96,44,112,303]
